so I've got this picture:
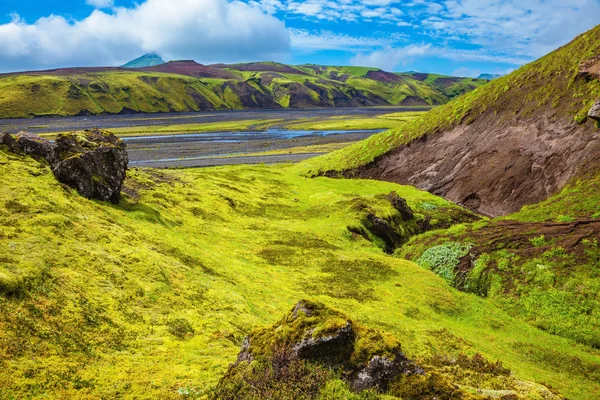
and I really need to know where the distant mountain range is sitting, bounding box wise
[0,56,490,118]
[122,53,165,68]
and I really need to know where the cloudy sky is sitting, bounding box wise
[0,0,599,76]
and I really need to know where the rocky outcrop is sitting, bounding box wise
[4,129,128,203]
[226,300,421,393]
[588,99,600,121]
[579,55,600,80]
[386,192,414,221]
[0,132,22,154]
[52,129,128,203]
[343,113,600,217]
[16,132,54,161]
[365,213,404,254]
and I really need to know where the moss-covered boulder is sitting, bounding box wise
[0,132,22,154]
[216,300,422,398]
[15,132,54,161]
[52,128,128,203]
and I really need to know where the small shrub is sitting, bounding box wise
[555,214,575,222]
[167,318,194,340]
[416,242,472,284]
[529,235,546,247]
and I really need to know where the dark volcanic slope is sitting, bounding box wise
[306,24,600,217]
[140,60,239,79]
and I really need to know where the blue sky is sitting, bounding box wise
[1,0,599,76]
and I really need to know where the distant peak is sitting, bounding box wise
[122,53,166,68]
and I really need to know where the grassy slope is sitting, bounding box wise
[399,170,600,349]
[296,24,600,176]
[1,149,600,399]
[0,64,485,119]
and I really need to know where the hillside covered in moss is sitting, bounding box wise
[0,61,487,119]
[1,144,600,399]
[297,24,600,217]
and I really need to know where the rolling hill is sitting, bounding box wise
[0,60,488,119]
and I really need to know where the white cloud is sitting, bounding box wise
[0,0,290,72]
[86,0,114,8]
[422,0,600,59]
[452,67,480,78]
[350,44,431,70]
[290,29,394,51]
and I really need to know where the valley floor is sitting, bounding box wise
[1,149,599,399]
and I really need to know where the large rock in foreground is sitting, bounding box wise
[52,129,128,203]
[16,132,54,161]
[218,300,422,398]
[0,132,22,154]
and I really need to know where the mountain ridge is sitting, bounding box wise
[0,61,488,119]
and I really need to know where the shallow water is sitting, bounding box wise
[122,128,383,142]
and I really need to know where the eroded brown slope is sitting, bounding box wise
[345,114,600,216]
[315,25,600,217]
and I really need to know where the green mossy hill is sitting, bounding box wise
[399,171,600,349]
[0,62,488,118]
[297,24,600,176]
[2,148,600,399]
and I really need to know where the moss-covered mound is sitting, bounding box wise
[400,170,600,349]
[214,300,565,399]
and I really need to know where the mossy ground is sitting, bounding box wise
[1,149,599,399]
[400,171,600,350]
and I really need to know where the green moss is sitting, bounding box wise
[1,152,599,398]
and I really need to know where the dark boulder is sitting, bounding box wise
[588,99,600,121]
[351,354,422,392]
[0,132,22,154]
[226,300,421,394]
[16,132,54,161]
[386,191,414,221]
[365,213,404,254]
[52,129,128,203]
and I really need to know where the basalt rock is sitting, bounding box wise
[588,99,600,121]
[226,300,421,394]
[16,132,54,161]
[386,191,414,221]
[51,129,128,203]
[0,132,22,154]
[365,213,404,254]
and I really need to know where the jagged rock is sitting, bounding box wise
[52,129,128,203]
[0,132,22,154]
[291,321,355,365]
[234,337,253,365]
[579,55,600,80]
[366,213,403,254]
[386,191,414,221]
[16,132,54,161]
[351,354,422,392]
[228,300,421,394]
[588,99,600,121]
